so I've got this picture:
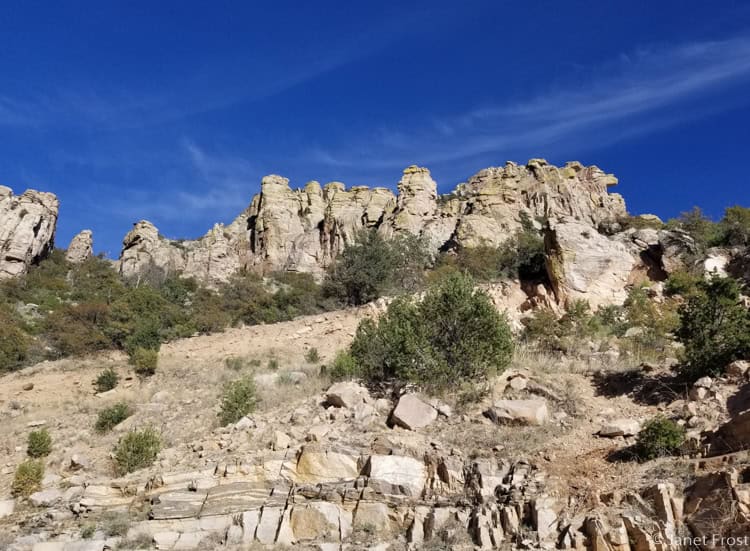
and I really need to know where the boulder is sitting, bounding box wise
[545,218,638,307]
[598,419,641,437]
[389,394,437,430]
[365,454,427,496]
[484,399,549,426]
[0,187,59,279]
[0,499,14,519]
[29,488,62,507]
[727,360,750,379]
[64,230,93,264]
[325,382,370,409]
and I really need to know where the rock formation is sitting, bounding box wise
[64,230,93,264]
[0,186,59,279]
[117,160,627,284]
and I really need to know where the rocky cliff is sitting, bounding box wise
[117,160,627,284]
[0,186,59,279]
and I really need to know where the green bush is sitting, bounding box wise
[523,300,603,353]
[27,428,52,458]
[328,350,360,381]
[439,217,545,282]
[95,402,132,433]
[224,356,248,371]
[635,417,686,461]
[323,230,431,306]
[0,311,30,372]
[350,272,513,392]
[80,524,96,539]
[677,276,750,379]
[664,270,702,297]
[666,207,723,249]
[129,347,158,377]
[12,460,44,497]
[114,428,161,474]
[44,302,112,357]
[720,205,750,246]
[101,511,131,536]
[305,348,320,363]
[218,376,259,426]
[94,368,119,393]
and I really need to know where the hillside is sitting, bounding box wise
[0,161,749,550]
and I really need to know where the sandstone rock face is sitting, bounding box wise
[0,186,59,278]
[545,218,640,307]
[117,160,627,284]
[64,230,93,264]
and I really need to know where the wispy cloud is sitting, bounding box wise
[0,9,426,132]
[100,140,259,225]
[309,35,750,169]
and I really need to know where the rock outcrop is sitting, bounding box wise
[0,186,59,278]
[118,160,627,284]
[64,230,93,264]
[544,219,640,307]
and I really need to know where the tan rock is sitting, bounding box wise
[484,399,549,426]
[598,419,641,438]
[65,229,93,264]
[0,187,59,279]
[294,446,360,483]
[390,394,438,430]
[365,454,427,496]
[325,382,370,409]
[545,218,638,307]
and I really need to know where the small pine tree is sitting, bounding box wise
[677,276,750,379]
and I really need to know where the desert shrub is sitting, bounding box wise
[117,534,156,550]
[267,357,279,370]
[323,230,431,305]
[720,205,750,246]
[500,221,546,280]
[523,300,604,353]
[114,428,161,474]
[305,347,320,363]
[220,273,285,325]
[11,460,44,497]
[327,350,360,381]
[666,207,723,249]
[635,417,686,461]
[95,402,132,433]
[102,511,131,536]
[0,309,30,372]
[272,271,335,317]
[619,286,679,359]
[617,214,664,231]
[350,272,513,392]
[129,347,158,376]
[190,287,231,333]
[677,276,750,379]
[27,428,52,458]
[439,222,546,282]
[44,302,113,357]
[664,270,702,297]
[218,376,259,426]
[224,356,248,371]
[80,524,96,539]
[94,367,119,393]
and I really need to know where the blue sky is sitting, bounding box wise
[1,1,749,256]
